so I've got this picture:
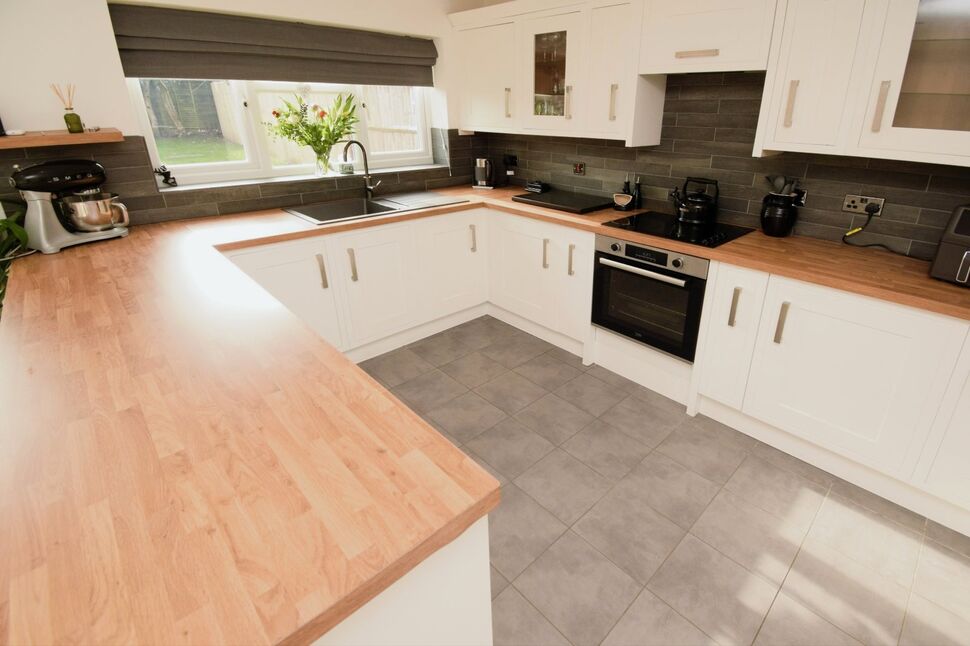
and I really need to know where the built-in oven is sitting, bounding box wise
[592,235,709,362]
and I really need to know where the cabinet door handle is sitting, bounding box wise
[564,85,573,120]
[347,248,359,282]
[783,79,799,128]
[728,287,741,327]
[504,87,512,118]
[542,238,550,269]
[871,80,891,133]
[773,301,791,344]
[568,243,576,276]
[469,223,477,252]
[315,253,329,289]
[675,48,720,59]
[608,83,618,121]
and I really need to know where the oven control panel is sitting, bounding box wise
[595,235,709,280]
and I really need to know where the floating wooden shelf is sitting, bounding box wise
[0,127,124,150]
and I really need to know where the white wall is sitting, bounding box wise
[0,0,139,134]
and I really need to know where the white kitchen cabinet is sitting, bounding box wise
[519,8,585,132]
[549,227,595,342]
[853,0,970,166]
[326,223,420,348]
[756,0,867,152]
[415,210,489,321]
[229,240,346,350]
[456,21,518,131]
[698,264,769,409]
[917,332,970,510]
[639,0,776,73]
[585,2,636,137]
[488,213,556,326]
[742,275,966,476]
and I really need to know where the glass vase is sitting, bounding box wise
[64,109,83,134]
[313,148,333,177]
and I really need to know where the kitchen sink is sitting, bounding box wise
[286,192,470,225]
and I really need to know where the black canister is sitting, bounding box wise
[760,190,806,237]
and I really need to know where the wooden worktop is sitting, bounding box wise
[2,182,968,646]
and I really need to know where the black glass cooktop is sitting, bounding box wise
[604,211,754,247]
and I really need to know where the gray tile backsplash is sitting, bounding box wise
[0,128,473,226]
[476,71,970,260]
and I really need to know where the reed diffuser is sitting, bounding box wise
[51,84,83,133]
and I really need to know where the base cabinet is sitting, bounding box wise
[742,275,966,475]
[415,210,489,321]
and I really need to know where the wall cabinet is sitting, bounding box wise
[455,22,518,131]
[638,0,776,73]
[698,264,769,409]
[586,2,635,137]
[742,275,966,475]
[415,210,489,321]
[519,8,584,132]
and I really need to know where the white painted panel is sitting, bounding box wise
[416,210,490,320]
[458,22,519,131]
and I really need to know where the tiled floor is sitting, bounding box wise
[360,316,970,646]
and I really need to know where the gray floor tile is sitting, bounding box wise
[464,449,509,486]
[620,452,720,529]
[808,494,922,588]
[543,347,590,371]
[913,539,970,622]
[445,317,508,352]
[475,371,549,414]
[574,484,685,584]
[425,391,507,444]
[407,329,474,367]
[648,534,778,646]
[602,589,716,646]
[555,372,628,417]
[439,351,509,388]
[514,393,595,445]
[600,395,680,448]
[515,449,613,525]
[782,536,909,646]
[586,364,641,393]
[492,587,570,646]
[392,369,467,413]
[481,332,555,369]
[628,387,689,429]
[830,478,927,533]
[515,531,641,646]
[465,418,555,480]
[750,441,838,489]
[724,455,827,534]
[513,352,583,391]
[926,521,970,559]
[358,347,433,387]
[488,484,566,580]
[691,490,805,586]
[656,418,749,484]
[754,592,862,646]
[562,419,652,481]
[490,565,509,600]
[899,593,970,646]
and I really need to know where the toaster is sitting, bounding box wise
[930,204,970,287]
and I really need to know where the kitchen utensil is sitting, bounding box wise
[56,192,129,232]
[760,188,807,237]
[670,177,719,225]
[613,193,634,210]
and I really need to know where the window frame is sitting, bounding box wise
[128,78,435,186]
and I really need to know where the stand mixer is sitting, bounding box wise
[9,159,129,254]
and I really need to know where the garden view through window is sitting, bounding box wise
[132,79,433,184]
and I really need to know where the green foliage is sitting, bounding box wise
[264,94,359,156]
[0,199,29,316]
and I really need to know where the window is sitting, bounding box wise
[128,79,434,185]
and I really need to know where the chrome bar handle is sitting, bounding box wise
[773,302,791,344]
[728,287,741,327]
[565,85,573,120]
[347,248,359,282]
[783,80,799,128]
[675,48,720,59]
[957,251,970,283]
[598,258,687,287]
[568,243,576,276]
[315,253,329,289]
[871,81,891,133]
[504,87,512,118]
[608,83,618,121]
[542,238,550,269]
[470,224,477,252]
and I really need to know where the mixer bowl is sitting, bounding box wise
[56,192,129,232]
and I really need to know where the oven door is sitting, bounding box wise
[591,252,707,361]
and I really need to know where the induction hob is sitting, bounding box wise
[511,190,614,214]
[603,211,754,248]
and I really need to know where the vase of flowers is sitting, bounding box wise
[265,94,359,176]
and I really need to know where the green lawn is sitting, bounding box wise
[155,135,245,165]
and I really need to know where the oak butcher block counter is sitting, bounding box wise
[3,184,969,646]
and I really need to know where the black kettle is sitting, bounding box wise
[670,177,719,225]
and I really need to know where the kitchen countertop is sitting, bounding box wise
[2,183,968,646]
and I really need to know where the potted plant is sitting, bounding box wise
[0,199,29,318]
[265,94,359,176]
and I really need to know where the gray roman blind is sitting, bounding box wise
[108,4,438,86]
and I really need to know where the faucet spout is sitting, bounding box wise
[342,140,381,199]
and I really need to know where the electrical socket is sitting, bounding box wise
[573,162,586,176]
[842,194,885,216]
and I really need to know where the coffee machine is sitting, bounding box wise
[9,160,129,254]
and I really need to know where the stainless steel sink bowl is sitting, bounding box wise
[286,192,470,226]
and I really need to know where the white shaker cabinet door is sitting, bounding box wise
[326,223,420,349]
[415,210,489,321]
[457,22,518,131]
[743,275,966,475]
[550,227,595,343]
[585,2,635,138]
[698,264,769,409]
[488,213,556,327]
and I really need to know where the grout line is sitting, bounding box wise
[896,533,926,646]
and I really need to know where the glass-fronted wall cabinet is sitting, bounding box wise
[857,0,970,161]
[520,9,584,131]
